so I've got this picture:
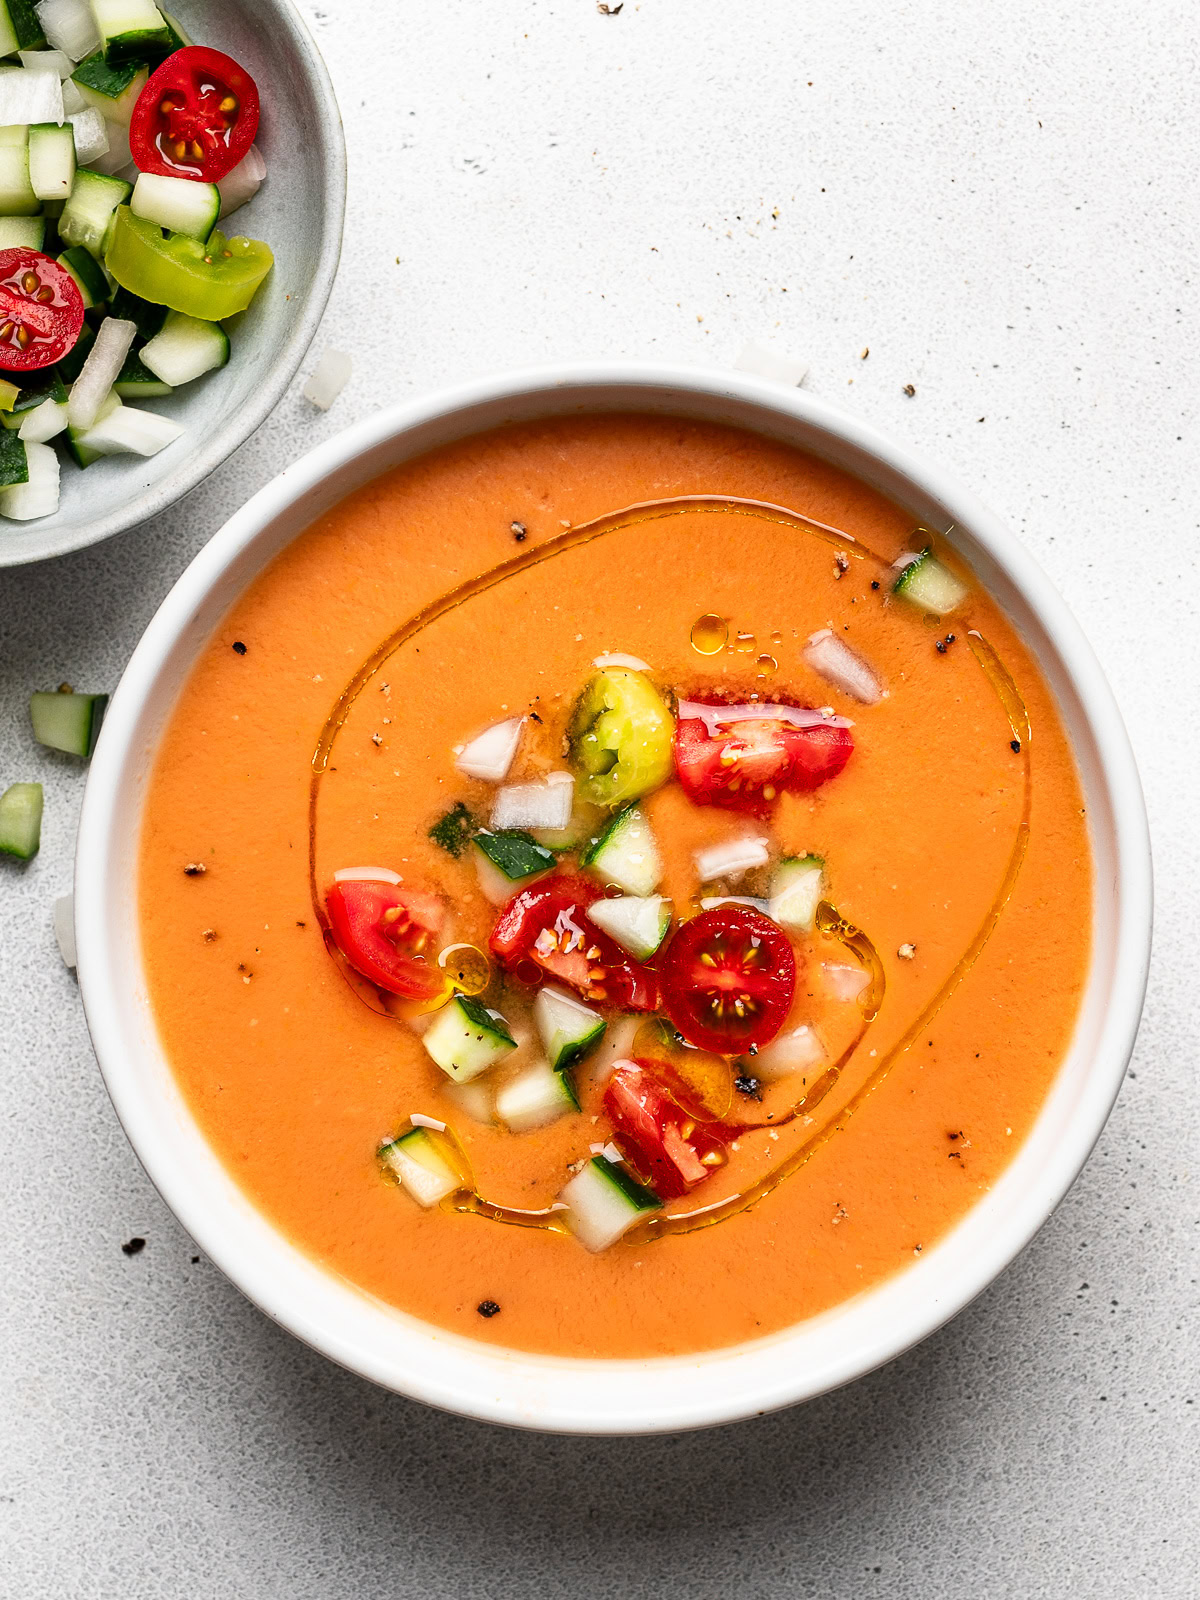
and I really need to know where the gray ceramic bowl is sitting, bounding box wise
[0,0,345,568]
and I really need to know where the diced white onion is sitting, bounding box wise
[54,892,76,969]
[676,699,853,732]
[455,716,523,782]
[217,142,266,218]
[694,835,770,883]
[700,895,771,913]
[803,628,883,705]
[68,106,108,164]
[753,1023,824,1081]
[593,651,650,672]
[59,78,84,113]
[444,1078,494,1124]
[67,316,136,431]
[893,551,921,572]
[410,1112,447,1132]
[76,399,184,457]
[18,398,68,443]
[333,865,402,885]
[822,962,870,1002]
[0,68,64,125]
[733,339,809,387]
[18,49,74,79]
[87,120,130,176]
[491,774,574,832]
[0,439,59,520]
[302,347,352,411]
[35,0,101,61]
[583,1014,639,1084]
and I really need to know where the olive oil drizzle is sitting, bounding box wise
[305,497,1031,1242]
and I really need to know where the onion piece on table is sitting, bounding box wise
[302,348,351,411]
[54,893,77,969]
[455,716,523,782]
[490,772,574,832]
[803,629,883,706]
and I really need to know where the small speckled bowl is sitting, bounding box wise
[0,0,345,568]
[75,364,1152,1434]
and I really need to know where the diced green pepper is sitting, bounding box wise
[105,208,274,321]
[567,668,675,808]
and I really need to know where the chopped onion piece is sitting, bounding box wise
[76,399,184,457]
[35,0,100,61]
[68,106,108,164]
[694,835,770,883]
[593,651,650,672]
[700,895,771,913]
[677,699,853,732]
[59,78,84,113]
[733,339,809,387]
[803,628,883,705]
[18,398,68,443]
[491,774,574,832]
[455,716,523,782]
[302,347,352,411]
[892,551,921,572]
[66,316,135,431]
[445,1079,494,1124]
[333,865,402,885]
[88,120,130,176]
[823,962,869,1002]
[410,1112,447,1132]
[18,49,74,78]
[752,1023,824,1081]
[217,142,266,218]
[0,439,59,520]
[0,68,64,125]
[54,892,76,969]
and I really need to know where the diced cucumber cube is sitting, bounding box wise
[90,0,171,65]
[560,1156,660,1253]
[28,121,74,202]
[131,171,220,242]
[113,347,171,397]
[30,688,107,757]
[532,984,606,1072]
[0,781,43,860]
[768,855,825,933]
[0,213,45,249]
[0,0,48,53]
[0,425,28,485]
[56,314,93,381]
[70,52,146,125]
[495,1058,579,1133]
[0,436,57,516]
[0,144,38,215]
[139,308,230,386]
[57,242,109,306]
[58,165,130,258]
[582,803,662,895]
[422,994,516,1083]
[585,893,672,961]
[892,546,969,615]
[380,1126,462,1208]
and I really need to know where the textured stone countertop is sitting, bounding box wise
[2,1,1196,1595]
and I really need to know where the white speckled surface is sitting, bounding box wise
[1,0,1196,1592]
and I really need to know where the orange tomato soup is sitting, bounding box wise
[139,415,1091,1358]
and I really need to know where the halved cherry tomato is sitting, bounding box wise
[130,46,260,181]
[673,699,853,815]
[326,880,445,1002]
[660,905,796,1054]
[489,873,659,1010]
[0,250,84,373]
[604,1061,727,1198]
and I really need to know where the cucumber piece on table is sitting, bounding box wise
[0,425,27,485]
[57,243,108,307]
[893,546,968,615]
[532,984,606,1072]
[586,893,672,961]
[495,1057,579,1133]
[59,166,130,258]
[0,145,37,215]
[113,346,171,397]
[56,314,93,382]
[139,308,229,385]
[560,1156,661,1252]
[0,782,42,859]
[582,802,662,896]
[422,994,516,1083]
[380,1126,462,1208]
[0,0,48,55]
[70,52,147,124]
[28,122,74,203]
[91,0,171,65]
[30,688,108,757]
[0,213,45,249]
[768,854,825,933]
[131,172,219,242]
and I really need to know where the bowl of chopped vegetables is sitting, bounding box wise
[0,0,345,566]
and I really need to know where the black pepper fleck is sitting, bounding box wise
[477,1300,501,1318]
[510,521,527,542]
[121,1237,146,1256]
[870,580,880,590]
[529,710,542,724]
[734,1074,763,1100]
[1010,739,1022,753]
[183,862,206,876]
[232,641,247,656]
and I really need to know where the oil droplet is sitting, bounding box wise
[730,631,756,654]
[755,653,778,677]
[438,943,491,995]
[690,614,728,655]
[770,630,783,646]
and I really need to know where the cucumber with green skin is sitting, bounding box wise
[0,427,28,486]
[422,994,517,1083]
[113,347,172,397]
[892,546,968,615]
[57,244,109,308]
[532,984,606,1072]
[0,0,47,53]
[495,1058,579,1133]
[560,1156,661,1252]
[380,1127,461,1207]
[30,689,108,757]
[0,782,42,859]
[582,802,662,895]
[473,828,556,882]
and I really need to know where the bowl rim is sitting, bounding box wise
[74,361,1153,1433]
[0,0,347,569]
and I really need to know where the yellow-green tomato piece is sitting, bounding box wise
[105,207,274,320]
[567,668,674,807]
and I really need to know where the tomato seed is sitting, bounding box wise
[22,271,37,293]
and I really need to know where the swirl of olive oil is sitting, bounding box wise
[308,499,1031,1242]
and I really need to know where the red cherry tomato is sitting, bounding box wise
[660,905,796,1054]
[326,879,445,1002]
[673,699,853,815]
[130,46,260,181]
[604,1061,727,1199]
[489,872,659,1011]
[0,250,84,373]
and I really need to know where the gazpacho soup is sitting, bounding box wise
[140,414,1092,1358]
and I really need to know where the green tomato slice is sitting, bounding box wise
[567,668,674,808]
[105,207,273,321]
